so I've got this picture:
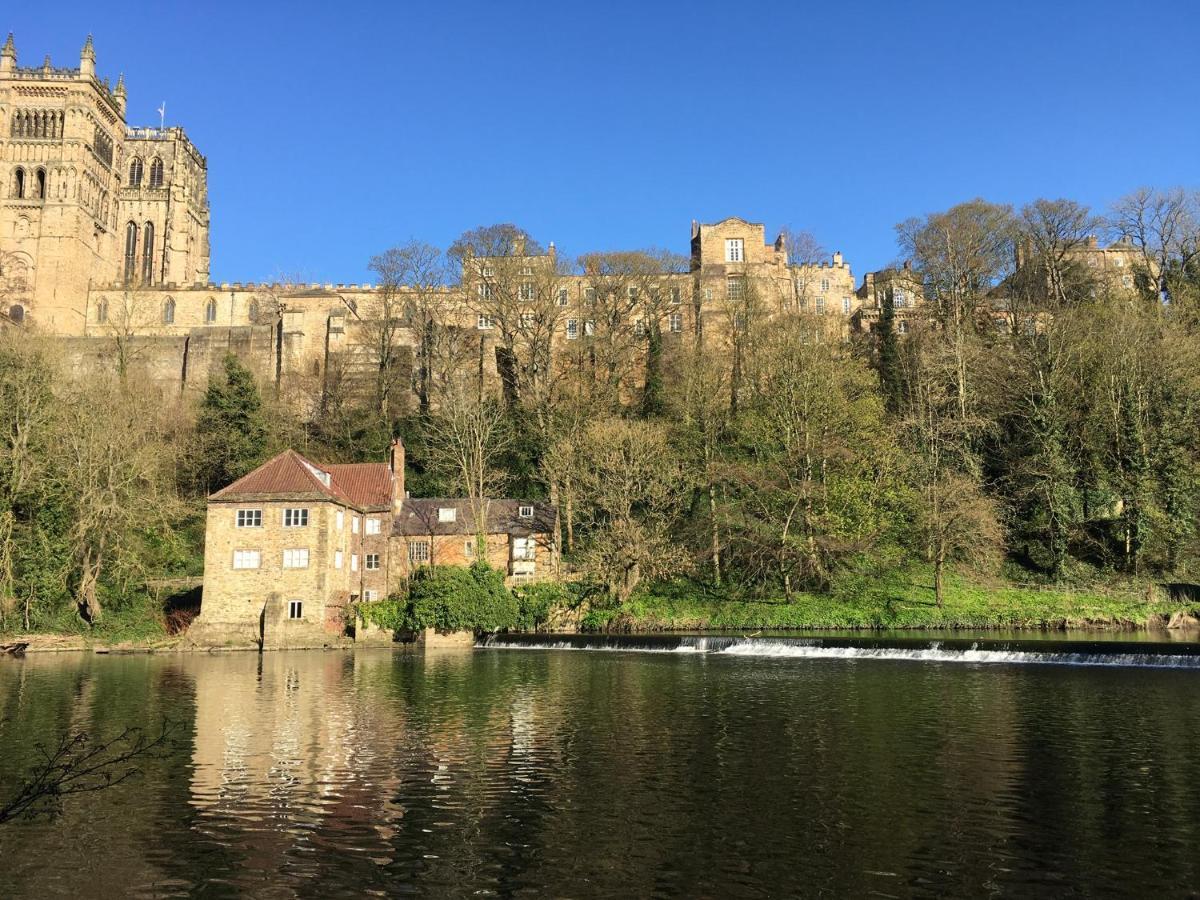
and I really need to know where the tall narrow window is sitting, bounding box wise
[149,158,164,188]
[13,168,24,199]
[141,222,155,285]
[288,600,303,619]
[128,157,143,187]
[162,297,175,324]
[35,169,45,200]
[204,297,217,324]
[725,239,744,263]
[96,298,108,324]
[123,221,138,284]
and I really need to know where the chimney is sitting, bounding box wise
[389,438,406,514]
[833,251,844,267]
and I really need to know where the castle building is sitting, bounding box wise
[193,439,557,648]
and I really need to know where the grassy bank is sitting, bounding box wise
[583,569,1194,632]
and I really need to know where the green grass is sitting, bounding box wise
[583,568,1189,632]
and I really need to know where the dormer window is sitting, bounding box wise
[438,507,457,523]
[519,505,534,518]
[725,239,744,263]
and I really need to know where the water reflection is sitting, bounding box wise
[0,647,1198,897]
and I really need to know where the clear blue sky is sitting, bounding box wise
[10,1,1200,283]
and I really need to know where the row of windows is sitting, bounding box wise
[10,167,47,201]
[10,109,64,139]
[122,221,156,285]
[232,548,381,571]
[480,283,686,306]
[406,537,535,563]
[127,157,165,189]
[235,507,382,533]
[480,313,684,336]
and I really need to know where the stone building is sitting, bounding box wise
[192,437,557,648]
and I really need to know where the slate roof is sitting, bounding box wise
[393,499,557,537]
[208,449,393,511]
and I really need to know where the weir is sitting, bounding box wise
[475,633,1200,669]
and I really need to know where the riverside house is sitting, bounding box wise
[190,439,557,648]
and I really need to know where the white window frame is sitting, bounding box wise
[232,549,261,570]
[287,600,303,619]
[408,541,430,563]
[519,505,534,518]
[365,517,380,535]
[519,282,535,301]
[352,516,360,534]
[477,314,494,330]
[236,509,262,528]
[668,313,682,333]
[557,287,569,306]
[282,548,309,569]
[365,553,380,571]
[566,319,579,340]
[334,550,343,569]
[362,589,379,602]
[438,507,457,523]
[351,553,359,572]
[336,509,344,531]
[725,238,744,263]
[283,508,309,528]
[464,540,475,558]
[512,536,535,561]
[519,311,535,327]
[842,297,851,314]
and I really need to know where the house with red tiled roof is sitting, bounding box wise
[190,438,558,649]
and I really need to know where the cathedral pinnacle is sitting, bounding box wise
[2,33,15,57]
[82,34,95,57]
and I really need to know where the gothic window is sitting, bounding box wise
[123,221,138,283]
[149,158,164,188]
[163,297,175,325]
[205,297,217,323]
[8,305,24,324]
[13,168,24,199]
[35,169,45,200]
[96,297,108,324]
[142,222,155,285]
[128,157,143,187]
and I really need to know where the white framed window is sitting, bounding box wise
[894,290,908,309]
[481,265,495,277]
[335,550,343,569]
[726,276,745,301]
[519,282,535,301]
[557,287,569,306]
[566,319,579,340]
[352,516,360,534]
[365,553,380,570]
[584,287,597,304]
[464,540,475,558]
[365,518,381,535]
[336,509,344,530]
[898,320,909,335]
[351,554,359,572]
[519,504,534,518]
[668,313,682,333]
[283,508,308,528]
[438,507,457,523]
[363,589,379,602]
[283,549,309,569]
[520,265,533,276]
[232,550,261,570]
[704,287,713,301]
[477,314,494,329]
[477,283,492,300]
[408,541,430,563]
[520,312,535,327]
[513,537,535,560]
[842,297,851,314]
[236,509,262,528]
[816,296,826,313]
[288,600,303,619]
[725,238,744,263]
[820,278,829,293]
[1122,275,1133,289]
[670,286,682,305]
[584,320,595,337]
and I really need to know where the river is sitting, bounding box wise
[1,634,1198,897]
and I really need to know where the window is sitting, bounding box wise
[1122,274,1133,289]
[704,287,713,301]
[520,312,535,327]
[726,276,745,301]
[898,320,909,335]
[670,286,682,305]
[351,554,359,571]
[204,297,217,324]
[232,550,261,570]
[820,279,829,293]
[365,553,380,570]
[668,313,682,333]
[96,298,108,324]
[141,222,155,285]
[288,600,303,620]
[35,168,45,200]
[149,158,164,188]
[520,265,533,276]
[464,540,475,558]
[282,549,309,569]
[236,509,262,528]
[128,157,143,188]
[725,238,744,263]
[477,314,494,330]
[162,297,175,324]
[557,287,569,306]
[352,516,360,534]
[13,168,24,199]
[481,265,495,277]
[362,590,379,602]
[584,287,597,305]
[123,221,138,283]
[519,282,535,301]
[513,537,535,560]
[477,283,492,300]
[438,507,457,523]
[584,320,595,337]
[894,290,908,309]
[365,517,380,535]
[409,541,430,563]
[566,319,579,340]
[842,297,851,314]
[335,550,343,569]
[336,510,344,531]
[283,508,309,528]
[634,318,645,337]
[519,505,534,518]
[628,286,639,300]
[816,296,826,314]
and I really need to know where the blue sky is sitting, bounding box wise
[10,1,1200,283]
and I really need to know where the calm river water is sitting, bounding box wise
[1,635,1199,898]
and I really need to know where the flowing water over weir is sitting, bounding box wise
[477,632,1200,668]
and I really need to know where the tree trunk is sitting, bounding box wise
[934,552,944,609]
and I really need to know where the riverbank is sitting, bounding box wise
[583,572,1200,633]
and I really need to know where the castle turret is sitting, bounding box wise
[0,33,15,76]
[79,34,95,78]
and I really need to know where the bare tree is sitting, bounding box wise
[1108,187,1200,307]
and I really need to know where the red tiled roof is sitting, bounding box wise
[209,450,393,511]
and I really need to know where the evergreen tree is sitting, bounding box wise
[875,286,902,414]
[194,354,268,492]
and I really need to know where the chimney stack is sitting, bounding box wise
[389,438,406,514]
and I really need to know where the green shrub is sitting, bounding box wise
[405,563,518,633]
[512,581,571,631]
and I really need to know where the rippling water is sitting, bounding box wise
[1,638,1198,897]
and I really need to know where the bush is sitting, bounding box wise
[405,563,518,633]
[512,581,572,631]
